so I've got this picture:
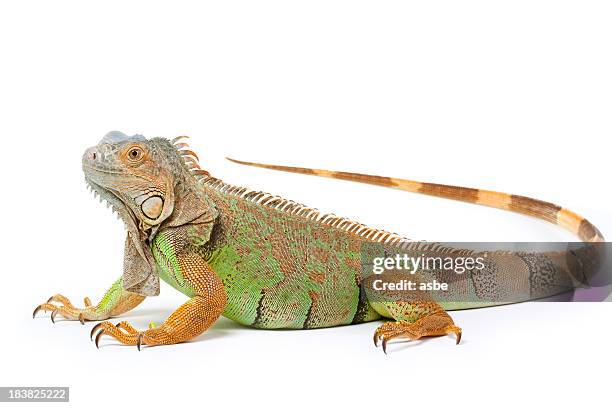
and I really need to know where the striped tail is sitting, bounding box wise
[226,158,604,243]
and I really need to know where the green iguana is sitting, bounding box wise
[33,131,605,352]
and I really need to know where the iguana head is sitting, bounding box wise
[82,131,179,233]
[82,131,217,296]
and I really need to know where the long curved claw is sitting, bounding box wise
[93,322,119,348]
[137,333,143,351]
[32,305,43,319]
[373,322,401,351]
[50,309,58,323]
[78,313,85,325]
[94,330,105,349]
[90,322,104,340]
[379,330,407,355]
[33,303,57,319]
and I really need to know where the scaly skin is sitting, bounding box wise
[33,131,604,352]
[33,278,144,323]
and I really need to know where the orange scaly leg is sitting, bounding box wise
[91,253,226,350]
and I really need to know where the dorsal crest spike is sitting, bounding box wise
[169,139,418,248]
[170,135,210,182]
[172,135,190,145]
[197,175,415,249]
[179,150,200,161]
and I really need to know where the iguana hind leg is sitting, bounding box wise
[370,301,461,354]
[33,278,145,324]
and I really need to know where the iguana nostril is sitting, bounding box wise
[86,149,98,161]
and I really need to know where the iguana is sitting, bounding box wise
[33,131,605,352]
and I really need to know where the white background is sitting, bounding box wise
[1,1,611,407]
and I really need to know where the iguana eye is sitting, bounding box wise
[127,147,144,162]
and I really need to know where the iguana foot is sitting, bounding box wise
[90,321,183,350]
[33,294,107,324]
[373,314,462,354]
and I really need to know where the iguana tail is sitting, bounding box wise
[226,158,604,243]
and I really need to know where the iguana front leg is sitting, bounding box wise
[91,251,226,349]
[370,301,462,354]
[33,278,145,323]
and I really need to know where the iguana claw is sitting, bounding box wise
[90,322,103,340]
[382,338,388,354]
[94,330,104,349]
[137,333,143,351]
[32,305,43,319]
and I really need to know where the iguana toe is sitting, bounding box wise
[90,321,167,350]
[33,294,108,324]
